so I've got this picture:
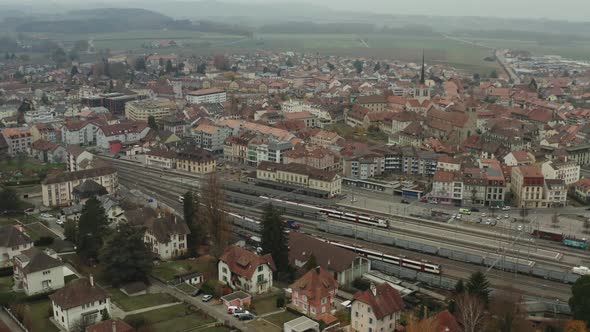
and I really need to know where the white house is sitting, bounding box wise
[61,121,103,146]
[143,215,190,260]
[541,159,580,186]
[0,226,33,266]
[186,88,227,104]
[351,283,405,332]
[50,277,110,332]
[218,246,275,295]
[13,248,65,296]
[65,145,95,172]
[95,122,151,150]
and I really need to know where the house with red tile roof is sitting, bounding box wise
[503,150,536,167]
[573,178,590,203]
[290,266,338,317]
[351,283,405,332]
[86,319,135,332]
[218,246,276,295]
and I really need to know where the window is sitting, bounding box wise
[43,270,51,275]
[311,307,316,314]
[321,297,327,305]
[368,307,372,313]
[258,266,263,272]
[369,318,373,324]
[222,267,227,274]
[355,311,359,318]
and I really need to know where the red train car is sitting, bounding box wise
[532,229,564,242]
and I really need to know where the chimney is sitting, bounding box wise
[90,274,94,287]
[315,266,320,274]
[112,320,117,332]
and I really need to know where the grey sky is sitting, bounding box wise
[224,0,590,21]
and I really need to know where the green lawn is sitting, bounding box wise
[252,295,282,315]
[125,304,215,332]
[175,283,197,294]
[0,218,17,227]
[0,276,13,292]
[248,320,282,332]
[24,222,58,241]
[151,257,215,282]
[25,300,59,332]
[108,288,176,312]
[0,160,65,173]
[264,311,300,327]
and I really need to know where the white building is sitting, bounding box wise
[95,122,151,150]
[0,226,34,266]
[351,283,405,332]
[145,149,177,169]
[186,88,227,104]
[13,248,65,296]
[65,145,94,172]
[1,127,33,156]
[218,246,275,295]
[143,215,190,260]
[61,121,103,146]
[24,107,56,123]
[541,160,580,186]
[50,277,111,332]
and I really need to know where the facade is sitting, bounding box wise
[511,166,545,208]
[351,283,405,332]
[256,161,342,197]
[65,146,94,172]
[41,167,118,207]
[544,179,568,208]
[572,178,590,203]
[95,122,151,150]
[310,130,342,148]
[29,139,66,164]
[145,149,177,169]
[61,121,103,146]
[218,246,275,295]
[0,226,33,266]
[13,248,65,296]
[125,98,177,123]
[283,146,338,171]
[430,171,463,205]
[143,215,190,260]
[1,127,32,156]
[31,123,58,142]
[176,148,216,174]
[541,160,580,186]
[290,266,338,317]
[246,138,293,166]
[503,150,536,167]
[191,123,233,153]
[50,277,111,332]
[186,88,227,104]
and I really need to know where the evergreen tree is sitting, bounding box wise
[260,204,289,275]
[0,188,19,211]
[77,197,109,264]
[70,65,79,77]
[455,279,465,294]
[147,115,158,131]
[570,275,590,325]
[467,271,491,305]
[134,57,146,71]
[100,223,153,286]
[183,191,205,256]
[165,59,174,73]
[41,93,49,105]
[64,220,78,243]
[327,62,335,71]
[373,62,381,71]
[285,57,293,67]
[353,59,363,74]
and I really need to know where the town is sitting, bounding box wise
[0,3,590,332]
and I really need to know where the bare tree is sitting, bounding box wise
[489,288,533,332]
[201,173,229,257]
[455,292,486,332]
[405,314,439,332]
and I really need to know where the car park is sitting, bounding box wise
[201,294,213,302]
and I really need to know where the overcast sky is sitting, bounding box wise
[223,0,590,21]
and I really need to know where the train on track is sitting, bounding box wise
[532,230,588,250]
[259,196,389,228]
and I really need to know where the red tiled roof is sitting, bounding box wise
[353,283,405,319]
[49,278,108,310]
[220,246,276,279]
[290,266,337,302]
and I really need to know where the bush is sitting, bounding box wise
[0,266,13,277]
[125,316,146,329]
[352,278,371,291]
[276,296,285,308]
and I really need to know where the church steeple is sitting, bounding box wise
[420,50,425,85]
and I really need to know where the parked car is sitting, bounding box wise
[517,225,523,231]
[455,214,461,220]
[238,313,254,321]
[504,214,509,219]
[502,206,511,211]
[233,310,249,317]
[201,294,213,302]
[227,306,243,314]
[24,208,35,216]
[470,207,480,212]
[419,198,428,203]
[191,289,202,297]
[401,199,410,204]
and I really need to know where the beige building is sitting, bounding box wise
[13,248,65,296]
[176,148,216,174]
[283,146,338,171]
[218,246,275,295]
[511,165,545,208]
[351,283,405,332]
[310,130,342,148]
[41,167,118,207]
[256,161,341,197]
[541,159,580,186]
[143,215,190,260]
[125,98,177,123]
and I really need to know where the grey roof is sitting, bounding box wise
[283,316,319,331]
[221,291,251,302]
[62,204,84,216]
[0,226,33,248]
[98,196,120,213]
[72,180,108,198]
[17,247,63,274]
[145,215,190,243]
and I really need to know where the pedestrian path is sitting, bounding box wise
[121,301,182,317]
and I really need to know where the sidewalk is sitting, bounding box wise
[0,310,25,332]
[122,301,182,317]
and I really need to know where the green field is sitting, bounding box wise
[124,304,215,332]
[108,288,176,312]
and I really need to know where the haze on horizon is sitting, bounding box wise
[8,0,590,22]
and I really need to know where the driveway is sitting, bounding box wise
[149,277,255,331]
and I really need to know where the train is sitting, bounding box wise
[319,239,441,274]
[259,196,389,228]
[532,230,588,250]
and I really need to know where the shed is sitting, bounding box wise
[220,291,251,308]
[284,316,320,332]
[120,281,148,296]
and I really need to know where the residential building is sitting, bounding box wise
[30,123,58,142]
[145,148,177,169]
[289,233,370,286]
[256,161,342,197]
[223,132,256,164]
[430,171,463,205]
[41,167,118,207]
[290,266,338,317]
[351,283,405,332]
[176,147,216,174]
[143,215,190,260]
[13,248,65,296]
[1,127,32,156]
[61,120,104,146]
[161,114,187,137]
[191,123,233,153]
[541,159,580,186]
[65,146,94,172]
[503,150,536,167]
[511,166,545,208]
[218,246,275,295]
[283,145,338,171]
[573,178,590,203]
[544,179,568,208]
[186,88,227,104]
[310,130,342,148]
[125,98,177,123]
[50,277,111,332]
[0,226,33,266]
[283,112,318,128]
[356,95,388,112]
[436,156,461,172]
[24,107,55,123]
[246,137,293,166]
[95,122,151,150]
[86,319,135,332]
[29,139,66,164]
